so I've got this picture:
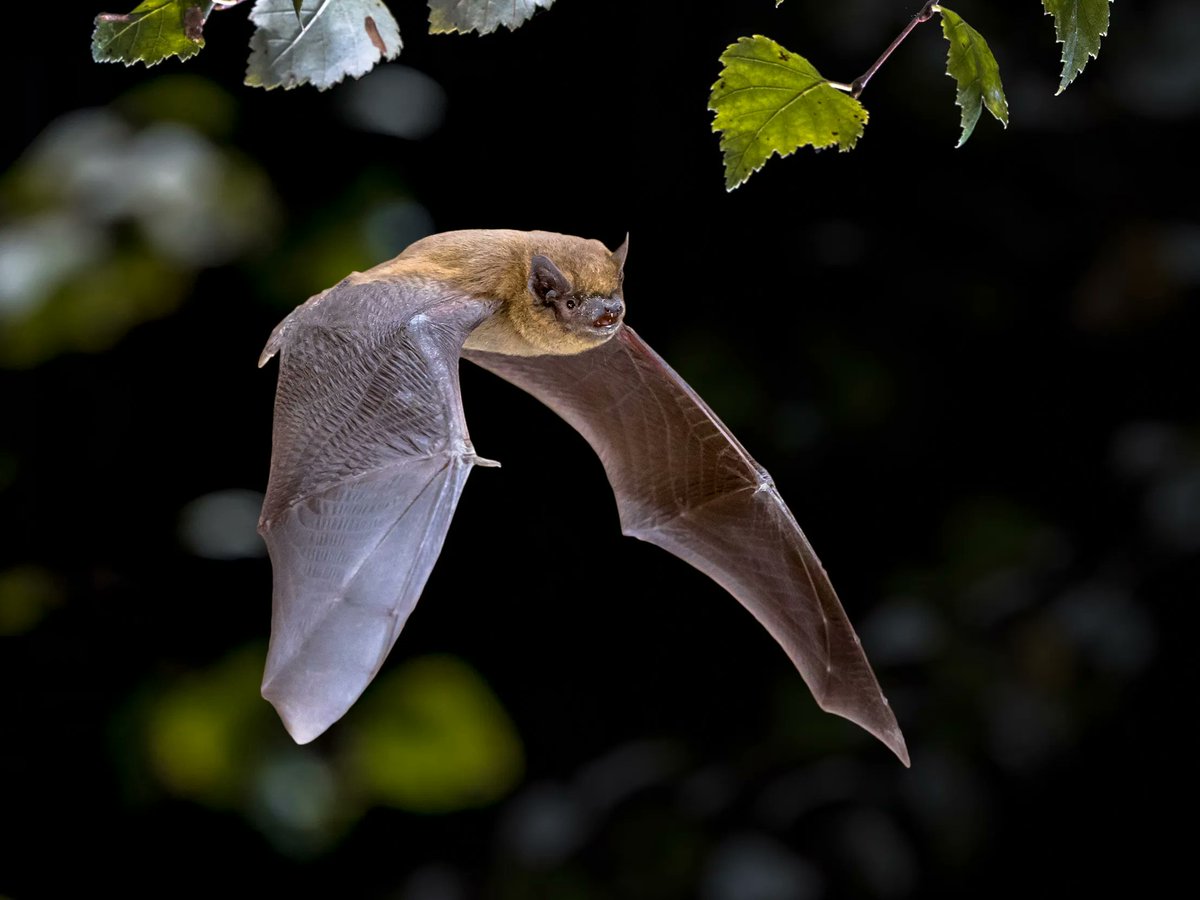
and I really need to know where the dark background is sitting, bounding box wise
[2,1,1197,897]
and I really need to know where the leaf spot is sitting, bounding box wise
[364,15,387,54]
[184,5,206,43]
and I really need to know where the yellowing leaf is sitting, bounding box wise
[710,35,867,190]
[246,0,402,91]
[92,0,213,67]
[427,0,554,35]
[1042,0,1112,93]
[939,7,1008,147]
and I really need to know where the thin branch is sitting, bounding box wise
[847,1,940,98]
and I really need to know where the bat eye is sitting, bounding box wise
[565,298,577,310]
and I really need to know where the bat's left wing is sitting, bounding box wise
[464,326,909,765]
[259,277,498,744]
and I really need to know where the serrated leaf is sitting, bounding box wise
[1043,0,1112,93]
[246,0,402,91]
[939,6,1008,147]
[92,0,214,67]
[427,0,555,35]
[709,35,867,191]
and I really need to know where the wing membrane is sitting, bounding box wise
[260,279,496,743]
[465,326,909,765]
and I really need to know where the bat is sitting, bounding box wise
[257,229,909,765]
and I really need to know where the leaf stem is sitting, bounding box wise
[848,1,940,98]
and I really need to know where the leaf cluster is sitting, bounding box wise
[710,1,1114,189]
[92,0,557,90]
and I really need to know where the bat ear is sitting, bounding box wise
[529,254,571,302]
[611,233,630,274]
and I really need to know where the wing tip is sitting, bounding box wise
[262,679,339,746]
[883,726,911,768]
[818,692,911,767]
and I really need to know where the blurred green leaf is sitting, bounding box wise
[115,74,237,138]
[145,645,272,805]
[344,655,523,813]
[0,243,185,368]
[0,103,277,367]
[710,36,867,190]
[427,0,554,34]
[92,0,214,67]
[246,0,402,91]
[0,566,64,636]
[941,496,1047,588]
[1043,0,1112,93]
[258,169,421,305]
[939,7,1008,147]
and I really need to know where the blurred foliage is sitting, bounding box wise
[0,76,277,367]
[344,654,524,813]
[133,647,522,852]
[0,565,64,635]
[144,643,272,805]
[258,169,432,307]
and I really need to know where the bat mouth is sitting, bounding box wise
[562,296,624,340]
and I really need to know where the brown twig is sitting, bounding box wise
[844,1,940,98]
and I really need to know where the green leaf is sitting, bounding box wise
[1042,0,1112,93]
[939,7,1008,147]
[246,0,402,91]
[92,0,214,67]
[709,35,868,191]
[427,0,555,35]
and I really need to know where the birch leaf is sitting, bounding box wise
[710,35,867,190]
[246,0,402,91]
[1042,0,1112,93]
[427,0,554,35]
[92,0,214,67]
[940,6,1008,147]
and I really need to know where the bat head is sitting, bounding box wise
[527,253,624,343]
[502,232,627,356]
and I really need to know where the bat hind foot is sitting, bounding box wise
[463,440,500,468]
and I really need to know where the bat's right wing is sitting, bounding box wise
[259,277,498,744]
[464,326,909,765]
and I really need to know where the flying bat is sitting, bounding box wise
[257,229,909,765]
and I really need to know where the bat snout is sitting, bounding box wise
[590,298,624,329]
